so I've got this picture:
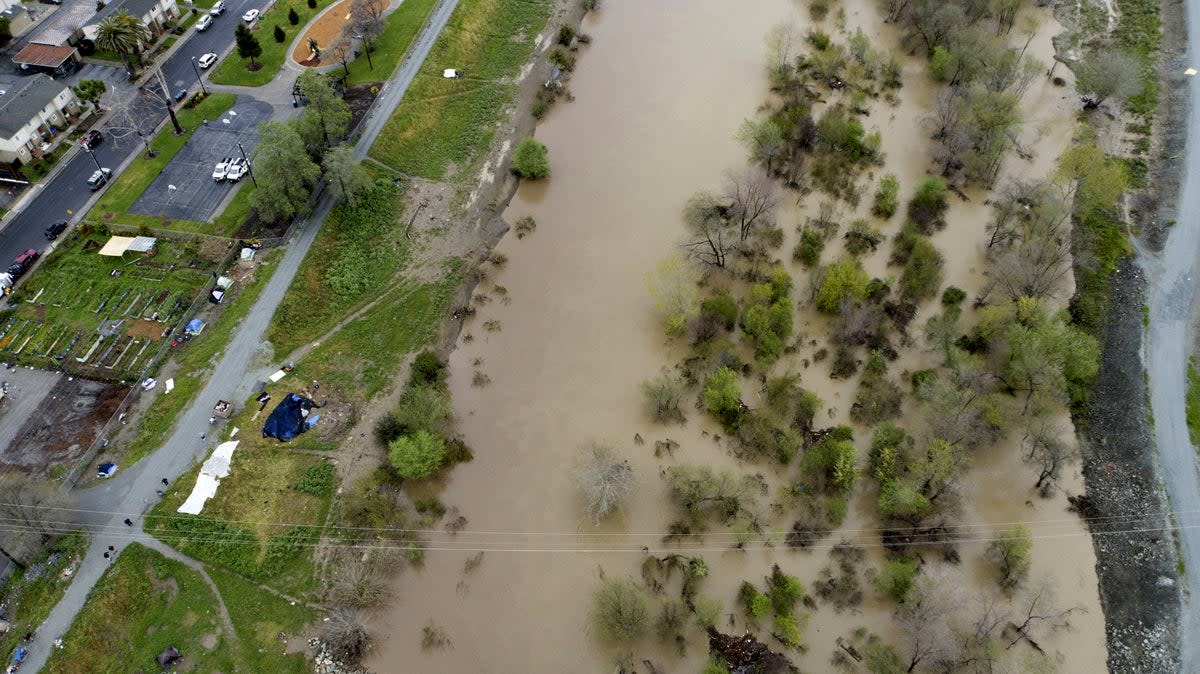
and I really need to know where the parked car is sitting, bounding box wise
[45,220,67,240]
[241,8,259,22]
[173,89,188,103]
[212,157,233,181]
[197,52,218,69]
[80,129,102,150]
[209,1,225,15]
[13,249,39,271]
[225,157,247,182]
[6,262,24,278]
[86,168,112,190]
[196,13,213,30]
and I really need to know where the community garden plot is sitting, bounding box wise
[0,231,221,379]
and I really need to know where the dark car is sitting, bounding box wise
[173,89,188,103]
[7,262,24,278]
[80,130,102,150]
[45,220,67,240]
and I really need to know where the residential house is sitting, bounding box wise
[12,43,80,78]
[0,74,81,165]
[82,0,179,42]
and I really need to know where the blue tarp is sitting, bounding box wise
[97,462,117,478]
[261,393,316,441]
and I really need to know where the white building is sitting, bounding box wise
[0,75,81,164]
[82,0,178,42]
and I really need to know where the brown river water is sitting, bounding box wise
[369,1,1107,671]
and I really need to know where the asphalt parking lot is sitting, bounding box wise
[130,98,272,223]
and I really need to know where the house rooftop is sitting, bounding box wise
[87,0,163,26]
[28,2,97,46]
[0,75,68,138]
[12,43,76,68]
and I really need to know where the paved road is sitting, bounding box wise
[1148,0,1200,666]
[0,0,274,267]
[19,0,459,670]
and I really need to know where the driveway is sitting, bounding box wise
[129,98,271,222]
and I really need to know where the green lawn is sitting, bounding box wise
[0,533,88,666]
[368,0,554,180]
[107,250,280,472]
[87,93,238,234]
[147,446,333,594]
[344,0,438,86]
[209,0,338,87]
[42,544,237,674]
[267,180,411,355]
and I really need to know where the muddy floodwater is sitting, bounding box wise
[369,1,1107,671]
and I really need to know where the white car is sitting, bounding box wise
[195,14,213,30]
[241,8,259,22]
[209,0,225,15]
[197,52,218,69]
[225,157,248,182]
[212,157,233,181]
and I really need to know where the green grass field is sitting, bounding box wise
[42,544,235,674]
[148,445,333,594]
[344,0,438,86]
[368,0,554,180]
[209,0,337,87]
[267,180,411,355]
[42,543,311,674]
[87,93,239,235]
[0,228,219,379]
[1188,358,1200,448]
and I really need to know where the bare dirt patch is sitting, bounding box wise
[291,0,352,64]
[0,377,127,476]
[127,319,165,341]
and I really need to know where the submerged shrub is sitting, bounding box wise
[591,577,649,642]
[387,430,446,480]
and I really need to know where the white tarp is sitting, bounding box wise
[98,236,136,256]
[177,440,240,514]
[268,369,288,382]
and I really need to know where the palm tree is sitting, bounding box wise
[95,11,152,75]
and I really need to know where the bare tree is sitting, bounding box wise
[836,297,883,346]
[322,608,373,663]
[573,444,636,525]
[808,200,840,239]
[1074,49,1142,109]
[326,546,398,608]
[350,0,387,45]
[1006,583,1082,650]
[681,190,737,267]
[1022,421,1078,493]
[0,474,76,568]
[896,569,960,672]
[723,167,778,241]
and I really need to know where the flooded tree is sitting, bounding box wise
[1022,420,1078,493]
[682,191,738,267]
[646,253,701,337]
[896,569,960,672]
[723,167,779,241]
[986,524,1033,591]
[640,370,688,423]
[573,443,636,525]
[591,576,650,642]
[1073,49,1143,110]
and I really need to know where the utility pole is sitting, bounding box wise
[153,67,184,135]
[236,142,257,187]
[83,146,103,172]
[190,56,208,96]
